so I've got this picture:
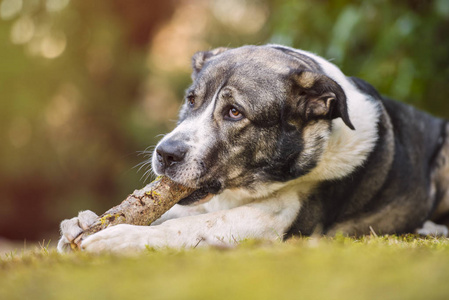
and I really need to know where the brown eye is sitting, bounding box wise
[187,95,195,106]
[229,107,243,120]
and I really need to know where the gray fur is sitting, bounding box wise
[153,45,449,237]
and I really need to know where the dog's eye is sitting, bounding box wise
[187,95,195,106]
[228,107,243,120]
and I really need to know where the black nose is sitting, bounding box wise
[156,140,188,168]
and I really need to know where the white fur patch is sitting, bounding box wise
[75,190,301,252]
[416,220,448,237]
[151,91,219,187]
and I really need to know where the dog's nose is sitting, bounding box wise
[156,140,187,167]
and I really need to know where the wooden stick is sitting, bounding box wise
[70,176,195,250]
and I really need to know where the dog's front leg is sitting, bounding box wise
[81,194,301,252]
[150,204,208,225]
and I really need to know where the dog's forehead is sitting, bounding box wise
[193,46,322,91]
[192,46,319,100]
[183,46,324,124]
[203,46,308,78]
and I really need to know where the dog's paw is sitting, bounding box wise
[57,210,98,253]
[415,220,449,237]
[80,224,160,253]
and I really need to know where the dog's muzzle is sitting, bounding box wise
[154,139,220,206]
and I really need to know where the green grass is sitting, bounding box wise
[1,235,449,300]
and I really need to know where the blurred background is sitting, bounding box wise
[0,0,448,246]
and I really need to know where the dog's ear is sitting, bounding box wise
[292,70,355,130]
[191,47,230,79]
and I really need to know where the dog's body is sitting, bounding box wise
[58,45,449,252]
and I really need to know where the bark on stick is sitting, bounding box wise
[71,176,195,250]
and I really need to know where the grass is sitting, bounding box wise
[1,235,449,300]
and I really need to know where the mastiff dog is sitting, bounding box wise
[58,45,449,252]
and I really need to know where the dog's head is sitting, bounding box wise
[152,45,354,204]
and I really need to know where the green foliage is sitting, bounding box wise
[2,236,449,300]
[267,0,449,115]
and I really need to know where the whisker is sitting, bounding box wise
[155,133,166,139]
[137,145,156,156]
[134,149,155,178]
[133,161,145,169]
[136,152,154,159]
[140,168,151,182]
[142,168,156,183]
[134,160,151,173]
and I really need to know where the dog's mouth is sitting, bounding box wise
[177,182,222,206]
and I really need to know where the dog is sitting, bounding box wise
[58,45,449,253]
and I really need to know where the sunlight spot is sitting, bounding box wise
[10,15,35,44]
[0,0,22,20]
[212,0,268,34]
[46,0,70,13]
[41,32,66,59]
